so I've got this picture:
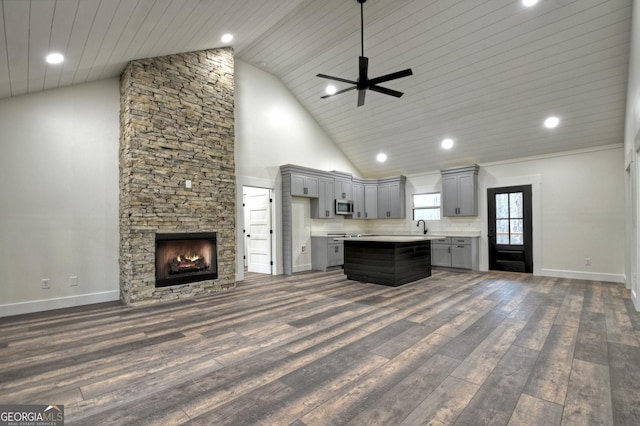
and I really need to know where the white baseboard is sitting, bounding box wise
[0,291,120,318]
[539,268,625,283]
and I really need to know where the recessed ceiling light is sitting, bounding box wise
[522,0,539,7]
[46,53,64,64]
[325,85,337,95]
[441,138,454,149]
[376,153,387,162]
[544,116,560,128]
[221,33,233,43]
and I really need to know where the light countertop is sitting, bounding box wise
[334,235,440,242]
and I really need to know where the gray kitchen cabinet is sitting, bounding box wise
[377,177,406,219]
[290,173,319,198]
[334,174,353,200]
[431,236,479,270]
[311,177,335,218]
[452,244,472,269]
[311,237,344,271]
[364,183,378,219]
[441,165,479,217]
[352,182,365,219]
[431,238,452,267]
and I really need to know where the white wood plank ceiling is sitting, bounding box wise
[0,0,632,176]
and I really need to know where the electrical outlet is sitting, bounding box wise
[70,276,78,287]
[585,258,591,266]
[301,245,306,253]
[42,278,50,289]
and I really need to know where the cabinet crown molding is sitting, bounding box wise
[440,164,479,176]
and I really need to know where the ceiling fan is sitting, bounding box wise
[317,0,413,107]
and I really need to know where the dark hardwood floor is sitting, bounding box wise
[1,269,640,425]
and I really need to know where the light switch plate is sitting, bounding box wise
[185,180,192,189]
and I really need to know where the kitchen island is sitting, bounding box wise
[340,236,438,286]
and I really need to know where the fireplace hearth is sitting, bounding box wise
[155,232,218,287]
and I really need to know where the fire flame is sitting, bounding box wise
[176,255,201,262]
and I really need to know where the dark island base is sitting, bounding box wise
[343,240,431,286]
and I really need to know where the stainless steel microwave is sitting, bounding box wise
[335,199,354,215]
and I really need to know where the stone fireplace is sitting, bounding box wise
[119,47,236,304]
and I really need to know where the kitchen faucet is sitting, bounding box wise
[417,219,428,235]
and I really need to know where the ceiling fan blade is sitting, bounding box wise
[368,68,413,85]
[359,56,368,86]
[320,86,357,99]
[357,89,366,107]
[316,74,357,85]
[369,85,404,98]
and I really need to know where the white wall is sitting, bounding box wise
[234,60,360,183]
[481,146,624,281]
[360,146,625,283]
[0,79,121,316]
[234,60,360,277]
[0,53,629,316]
[0,58,357,316]
[624,0,640,309]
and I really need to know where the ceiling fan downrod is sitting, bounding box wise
[359,0,366,57]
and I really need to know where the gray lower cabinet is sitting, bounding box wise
[431,238,453,267]
[431,237,479,270]
[311,237,344,271]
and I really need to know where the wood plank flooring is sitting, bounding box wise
[1,269,640,425]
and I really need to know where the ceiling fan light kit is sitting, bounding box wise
[317,0,413,107]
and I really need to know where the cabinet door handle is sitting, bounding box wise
[342,192,346,198]
[335,246,339,253]
[448,247,451,254]
[304,187,308,195]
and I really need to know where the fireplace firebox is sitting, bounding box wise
[155,232,218,287]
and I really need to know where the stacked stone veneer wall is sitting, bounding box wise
[119,48,236,304]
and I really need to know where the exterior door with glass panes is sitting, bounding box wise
[487,185,533,273]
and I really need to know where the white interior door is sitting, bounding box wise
[244,187,272,274]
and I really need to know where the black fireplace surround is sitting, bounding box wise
[155,232,218,287]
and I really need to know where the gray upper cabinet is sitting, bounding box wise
[377,177,406,219]
[352,182,365,219]
[364,184,378,219]
[441,165,479,217]
[311,178,335,218]
[290,173,319,197]
[334,174,353,200]
[282,164,406,222]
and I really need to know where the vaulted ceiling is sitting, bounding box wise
[0,0,632,177]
